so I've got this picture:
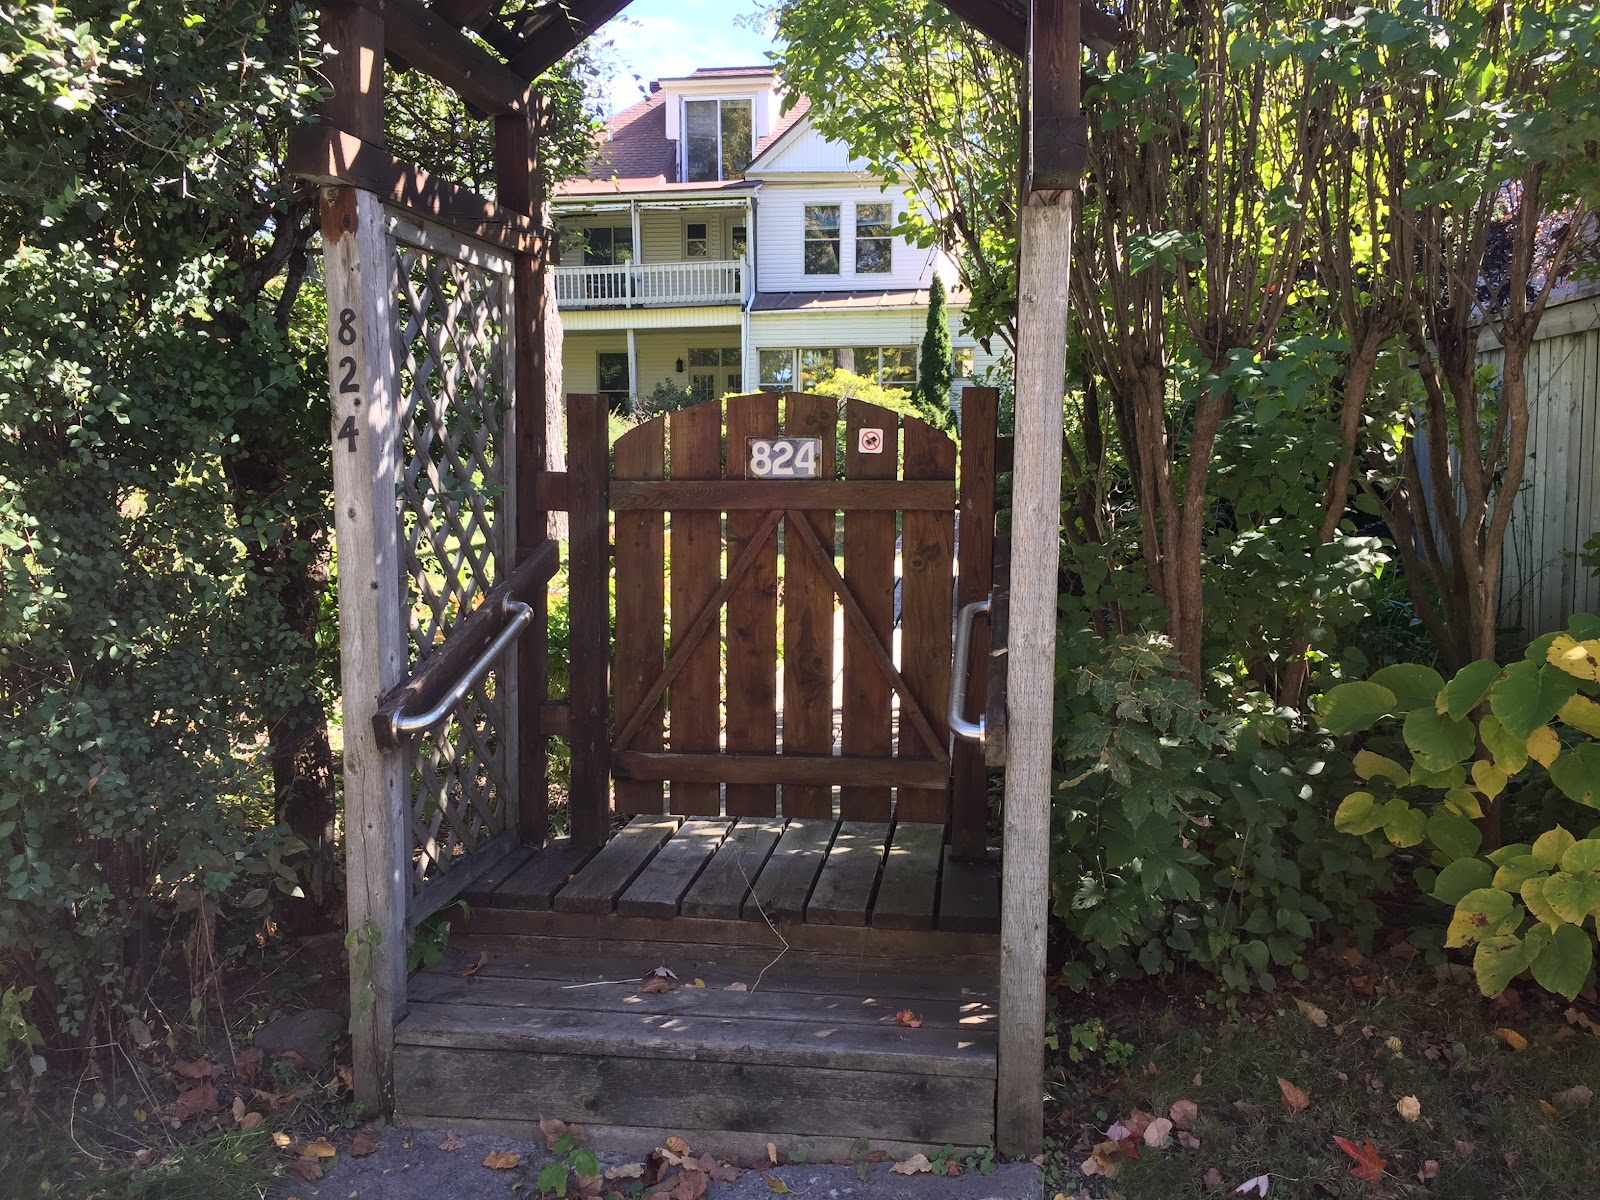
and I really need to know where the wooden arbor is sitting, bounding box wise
[301,0,1088,1159]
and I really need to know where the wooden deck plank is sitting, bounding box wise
[458,844,536,907]
[490,840,599,911]
[744,818,836,922]
[407,973,990,1034]
[615,819,731,918]
[937,849,1001,934]
[434,942,995,1002]
[805,821,889,927]
[873,822,945,930]
[553,817,680,915]
[395,1042,995,1144]
[680,818,785,920]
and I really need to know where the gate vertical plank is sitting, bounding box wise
[612,419,666,814]
[952,388,998,857]
[781,392,839,819]
[723,394,780,816]
[840,401,898,822]
[567,395,611,845]
[898,418,956,824]
[669,401,724,815]
[324,186,407,1112]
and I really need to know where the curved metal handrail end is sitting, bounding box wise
[949,597,991,745]
[388,598,533,743]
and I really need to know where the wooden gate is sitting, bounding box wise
[569,390,996,850]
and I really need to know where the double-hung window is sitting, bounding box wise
[684,98,754,182]
[804,205,841,275]
[855,203,893,273]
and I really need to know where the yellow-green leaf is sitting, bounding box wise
[1544,873,1600,924]
[1474,933,1534,997]
[1547,635,1600,681]
[1371,663,1445,712]
[1441,659,1501,720]
[1522,876,1562,930]
[1472,759,1508,800]
[1354,750,1410,787]
[1444,787,1484,819]
[1491,661,1579,741]
[1334,791,1384,836]
[1428,810,1483,862]
[1532,827,1577,870]
[1447,888,1515,949]
[1528,726,1562,768]
[1549,744,1600,807]
[1434,857,1493,905]
[1404,707,1476,771]
[1560,840,1600,874]
[1492,854,1543,892]
[1558,695,1600,738]
[1385,804,1428,848]
[1481,715,1528,775]
[1319,681,1398,735]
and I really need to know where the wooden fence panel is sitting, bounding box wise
[781,394,839,819]
[724,394,781,816]
[613,418,666,814]
[840,400,898,822]
[668,401,724,815]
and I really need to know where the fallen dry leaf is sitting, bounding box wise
[1204,1166,1225,1190]
[1277,1077,1310,1113]
[640,973,677,995]
[303,1138,337,1159]
[1177,1131,1201,1151]
[725,982,749,992]
[1079,1141,1120,1179]
[1334,1136,1386,1183]
[1554,1084,1594,1110]
[237,1111,263,1132]
[665,1135,691,1156]
[1566,1007,1600,1036]
[272,1131,292,1149]
[691,978,705,988]
[438,1131,466,1151]
[944,1160,963,1177]
[1496,1028,1528,1051]
[231,1096,247,1124]
[895,1009,922,1028]
[1385,1035,1404,1057]
[1170,1099,1198,1129]
[605,1163,646,1181]
[483,1149,521,1170]
[288,1157,323,1183]
[1143,1117,1174,1149]
[233,1047,263,1080]
[697,1154,740,1183]
[1396,1095,1421,1123]
[576,1173,603,1199]
[541,1116,584,1149]
[173,1058,214,1080]
[1234,1175,1269,1196]
[1539,1099,1561,1117]
[1145,1060,1160,1076]
[1455,1139,1473,1157]
[351,1131,380,1157]
[766,1141,779,1166]
[669,1167,708,1200]
[173,1083,219,1123]
[1294,999,1329,1028]
[891,1153,933,1175]
[760,1173,792,1193]
[461,950,488,977]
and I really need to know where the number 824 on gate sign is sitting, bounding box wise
[746,436,821,478]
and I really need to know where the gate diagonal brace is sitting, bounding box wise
[611,507,784,752]
[782,509,950,765]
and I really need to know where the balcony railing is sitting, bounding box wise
[554,257,746,310]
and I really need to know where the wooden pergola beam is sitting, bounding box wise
[505,0,635,80]
[932,0,1120,56]
[383,0,532,114]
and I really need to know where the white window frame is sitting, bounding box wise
[680,95,757,183]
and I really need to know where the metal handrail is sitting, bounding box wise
[388,598,533,742]
[949,597,991,745]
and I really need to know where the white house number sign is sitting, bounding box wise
[747,436,822,478]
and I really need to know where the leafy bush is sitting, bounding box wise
[1051,630,1388,995]
[1319,616,1600,999]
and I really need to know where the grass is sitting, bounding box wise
[0,1118,275,1200]
[1041,960,1600,1199]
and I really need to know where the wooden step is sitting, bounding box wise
[395,944,997,1148]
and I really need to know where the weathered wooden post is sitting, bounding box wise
[997,0,1082,1157]
[319,1,409,1110]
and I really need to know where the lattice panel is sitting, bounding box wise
[394,241,515,895]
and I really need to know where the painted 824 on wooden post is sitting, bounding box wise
[746,436,822,478]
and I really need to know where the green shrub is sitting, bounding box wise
[1051,630,1388,995]
[1318,615,1600,1000]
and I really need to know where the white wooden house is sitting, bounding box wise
[552,66,999,408]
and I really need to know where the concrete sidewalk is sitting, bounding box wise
[268,1127,1042,1200]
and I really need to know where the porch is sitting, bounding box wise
[554,257,748,310]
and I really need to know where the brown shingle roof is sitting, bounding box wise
[555,73,811,198]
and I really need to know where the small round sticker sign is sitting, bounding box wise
[858,427,885,454]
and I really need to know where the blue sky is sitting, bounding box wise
[594,0,780,113]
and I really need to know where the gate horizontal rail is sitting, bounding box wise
[608,479,956,511]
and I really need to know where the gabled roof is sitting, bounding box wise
[555,69,810,198]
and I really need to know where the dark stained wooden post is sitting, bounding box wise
[952,386,998,858]
[566,394,612,845]
[495,100,553,847]
[997,0,1084,1158]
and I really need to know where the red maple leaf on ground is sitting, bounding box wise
[1334,1136,1387,1183]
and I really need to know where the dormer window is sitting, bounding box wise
[685,98,754,182]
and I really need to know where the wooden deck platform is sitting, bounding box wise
[393,818,1003,1150]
